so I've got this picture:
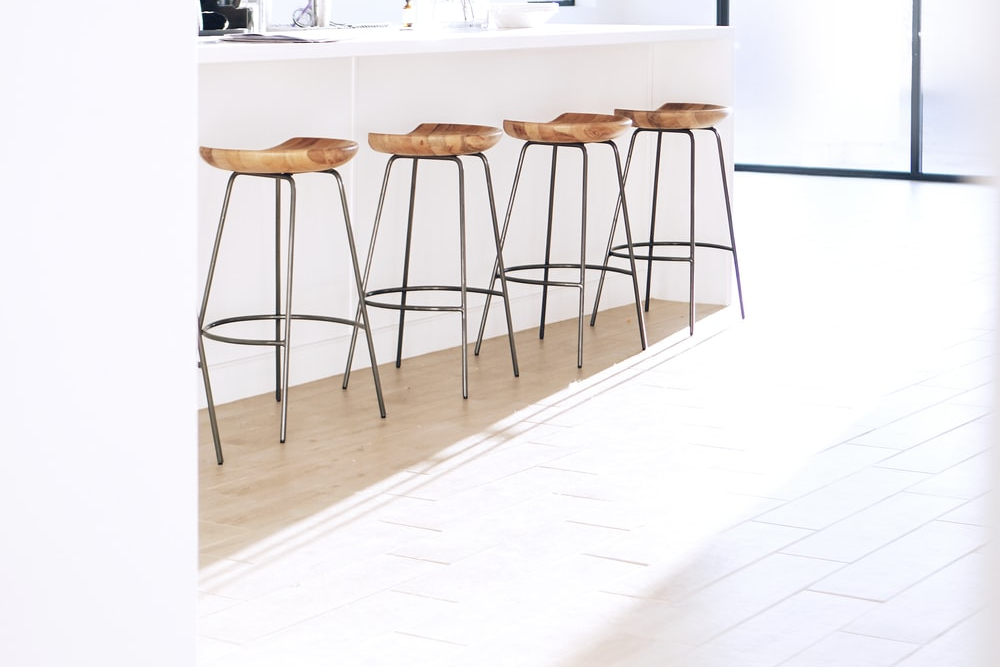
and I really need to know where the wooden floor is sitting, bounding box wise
[198,173,998,667]
[199,298,720,565]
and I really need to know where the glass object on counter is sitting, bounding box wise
[291,0,316,27]
[262,0,332,29]
[432,0,489,29]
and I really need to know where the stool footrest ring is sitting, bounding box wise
[502,262,636,289]
[608,240,737,263]
[365,285,507,313]
[202,313,365,347]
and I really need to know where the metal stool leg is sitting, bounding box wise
[645,132,665,311]
[396,159,420,369]
[272,178,283,403]
[475,142,530,355]
[445,157,469,397]
[575,145,588,367]
[344,156,398,386]
[278,175,297,443]
[711,126,745,319]
[327,169,386,417]
[197,336,223,465]
[539,146,559,341]
[685,130,696,335]
[604,140,648,351]
[473,153,519,377]
[590,129,641,326]
[197,171,239,465]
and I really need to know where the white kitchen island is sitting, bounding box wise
[198,24,736,405]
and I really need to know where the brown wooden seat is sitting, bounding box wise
[348,122,519,400]
[474,112,648,369]
[199,137,359,174]
[367,123,503,157]
[591,102,745,336]
[502,113,633,144]
[614,103,730,131]
[197,136,385,465]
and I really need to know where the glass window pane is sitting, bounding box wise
[921,0,999,177]
[732,1,913,171]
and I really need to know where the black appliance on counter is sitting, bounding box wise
[200,0,251,34]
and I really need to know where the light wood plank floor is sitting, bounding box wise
[198,173,998,667]
[199,297,721,563]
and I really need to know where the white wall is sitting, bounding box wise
[0,3,197,666]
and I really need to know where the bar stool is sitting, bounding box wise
[591,102,745,335]
[475,112,648,368]
[345,123,519,398]
[197,137,386,465]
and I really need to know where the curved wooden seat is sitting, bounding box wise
[199,137,359,174]
[503,113,633,144]
[614,103,730,131]
[368,123,503,157]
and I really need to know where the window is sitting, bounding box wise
[719,0,998,180]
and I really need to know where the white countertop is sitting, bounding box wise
[198,23,732,64]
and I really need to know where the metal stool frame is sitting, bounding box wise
[345,152,519,399]
[475,139,648,369]
[591,126,745,334]
[198,169,386,465]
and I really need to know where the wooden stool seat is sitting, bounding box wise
[615,103,730,131]
[503,113,633,144]
[198,137,359,174]
[367,123,503,157]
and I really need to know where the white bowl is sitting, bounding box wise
[491,2,558,29]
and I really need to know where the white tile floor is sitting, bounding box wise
[198,173,999,666]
